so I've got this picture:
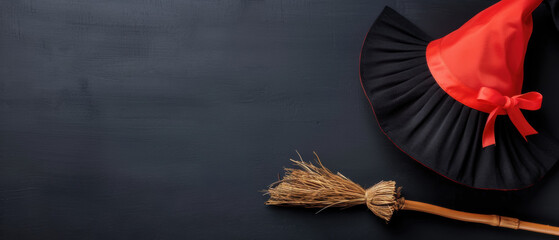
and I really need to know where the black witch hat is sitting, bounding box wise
[360,0,559,190]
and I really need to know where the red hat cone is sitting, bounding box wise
[427,0,544,147]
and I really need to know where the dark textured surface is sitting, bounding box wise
[1,0,559,239]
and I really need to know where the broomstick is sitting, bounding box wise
[264,152,559,237]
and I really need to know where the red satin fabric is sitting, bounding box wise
[425,0,544,147]
[477,87,542,147]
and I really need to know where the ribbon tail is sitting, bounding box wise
[507,107,538,141]
[482,109,499,148]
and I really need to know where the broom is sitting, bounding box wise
[264,152,559,236]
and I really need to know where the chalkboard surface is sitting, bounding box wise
[2,1,559,239]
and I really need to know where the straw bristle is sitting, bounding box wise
[265,152,402,221]
[365,181,402,221]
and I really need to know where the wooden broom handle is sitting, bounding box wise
[402,200,559,236]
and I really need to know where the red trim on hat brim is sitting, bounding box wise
[357,23,537,191]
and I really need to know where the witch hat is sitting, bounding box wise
[360,0,559,190]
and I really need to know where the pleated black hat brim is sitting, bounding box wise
[360,7,559,190]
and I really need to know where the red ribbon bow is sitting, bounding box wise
[477,87,542,148]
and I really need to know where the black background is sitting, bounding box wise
[1,0,559,239]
